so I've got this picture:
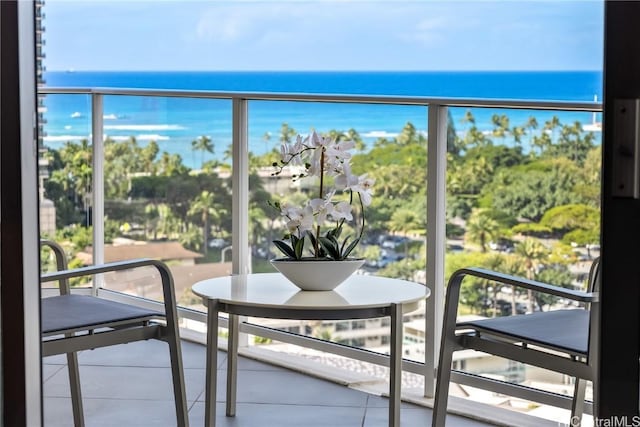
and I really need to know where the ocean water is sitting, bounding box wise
[42,71,603,169]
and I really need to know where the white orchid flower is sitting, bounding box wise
[279,143,291,163]
[351,174,375,206]
[307,146,327,176]
[334,162,359,190]
[326,139,355,161]
[331,201,353,221]
[285,218,301,235]
[309,197,335,225]
[286,205,314,234]
[293,134,306,152]
[309,131,332,149]
[298,205,315,232]
[281,204,302,220]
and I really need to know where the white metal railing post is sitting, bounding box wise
[232,97,250,348]
[425,103,448,397]
[92,92,105,294]
[231,97,250,275]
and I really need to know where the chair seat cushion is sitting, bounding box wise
[42,294,163,335]
[457,309,589,355]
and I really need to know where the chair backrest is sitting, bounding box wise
[41,239,71,295]
[587,256,601,293]
[586,257,600,369]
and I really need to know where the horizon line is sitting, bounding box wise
[46,69,604,74]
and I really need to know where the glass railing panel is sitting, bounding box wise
[245,99,429,368]
[39,93,94,283]
[40,93,234,304]
[100,95,232,306]
[444,105,601,414]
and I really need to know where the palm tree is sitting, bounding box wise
[53,139,93,214]
[544,115,561,143]
[144,204,160,240]
[191,135,214,169]
[397,122,424,145]
[525,116,539,150]
[485,254,505,317]
[465,208,500,253]
[387,208,423,256]
[188,190,217,255]
[491,114,510,143]
[279,123,297,145]
[461,109,476,128]
[158,152,188,176]
[532,132,552,157]
[515,237,549,313]
[157,203,180,240]
[511,125,525,146]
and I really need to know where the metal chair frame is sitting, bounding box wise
[40,240,189,427]
[432,259,600,426]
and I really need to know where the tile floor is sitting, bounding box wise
[43,339,492,426]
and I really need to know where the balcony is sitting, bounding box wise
[43,338,564,426]
[38,86,602,426]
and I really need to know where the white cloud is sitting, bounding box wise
[194,3,308,43]
[45,0,604,71]
[398,17,448,45]
[196,8,249,42]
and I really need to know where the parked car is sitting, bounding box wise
[208,238,229,248]
[378,234,410,249]
[488,239,514,253]
[447,243,464,253]
[364,250,405,269]
[495,299,527,315]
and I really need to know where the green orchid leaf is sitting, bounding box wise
[272,240,297,259]
[294,235,305,259]
[318,236,340,259]
[342,238,360,259]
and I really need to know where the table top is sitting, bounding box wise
[192,272,429,311]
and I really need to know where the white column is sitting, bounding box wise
[92,93,105,293]
[231,98,250,275]
[425,104,448,397]
[231,98,250,349]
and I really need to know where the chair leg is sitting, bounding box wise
[432,337,455,427]
[570,378,587,426]
[166,328,189,427]
[66,352,84,427]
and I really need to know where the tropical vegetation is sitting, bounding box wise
[41,110,601,315]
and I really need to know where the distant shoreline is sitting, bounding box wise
[47,69,603,74]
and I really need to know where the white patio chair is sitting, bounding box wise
[432,258,600,426]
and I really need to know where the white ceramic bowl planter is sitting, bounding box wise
[270,258,365,291]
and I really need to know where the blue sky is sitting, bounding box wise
[45,0,604,72]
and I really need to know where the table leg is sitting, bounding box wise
[226,313,240,416]
[389,303,402,427]
[205,300,219,427]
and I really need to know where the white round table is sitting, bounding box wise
[192,272,429,427]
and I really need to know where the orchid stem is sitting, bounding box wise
[314,148,325,257]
